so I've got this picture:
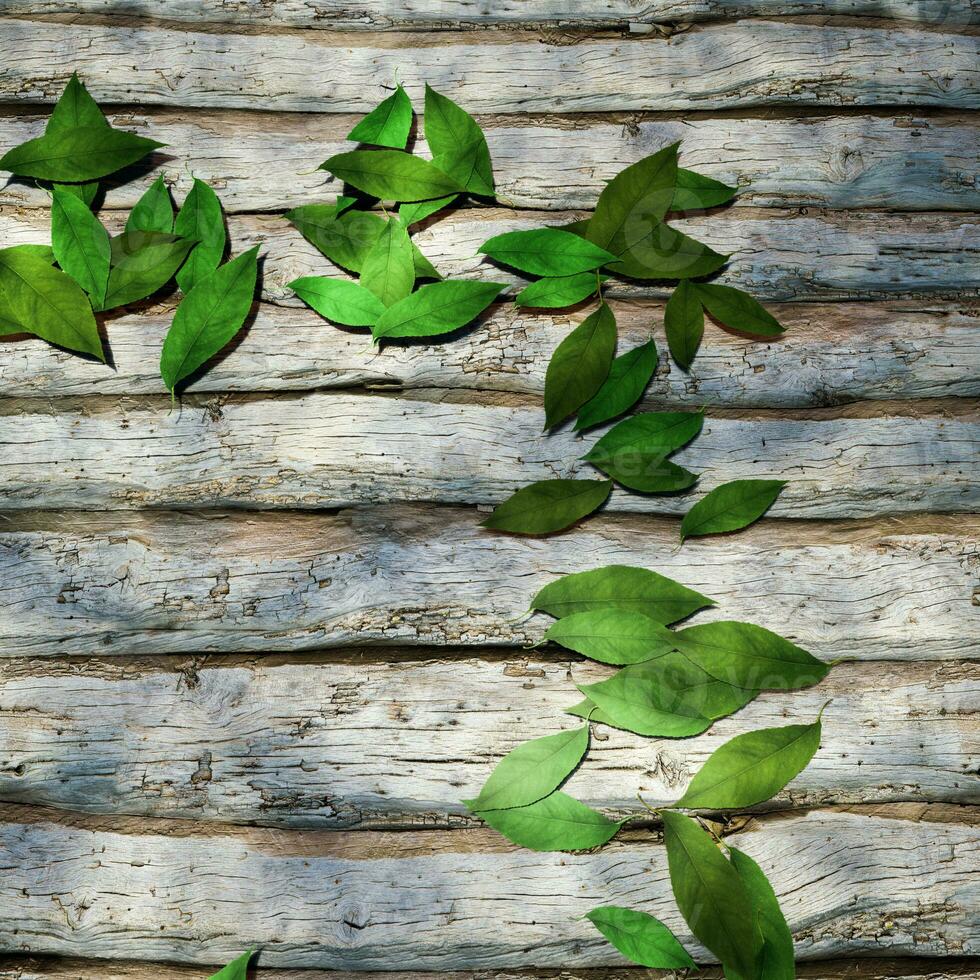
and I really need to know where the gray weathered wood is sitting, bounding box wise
[1,300,977,403]
[3,396,975,516]
[0,658,973,828]
[0,807,974,967]
[0,507,974,658]
[2,207,978,303]
[3,110,978,213]
[2,21,978,114]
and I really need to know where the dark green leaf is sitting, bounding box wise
[515,272,604,309]
[289,276,385,327]
[286,205,385,273]
[0,247,103,359]
[208,951,255,980]
[591,454,697,494]
[468,791,621,852]
[360,218,416,307]
[481,478,611,535]
[544,302,616,429]
[681,479,786,540]
[586,143,678,258]
[160,246,259,392]
[480,228,616,277]
[0,126,162,183]
[587,907,696,969]
[610,221,729,281]
[125,175,174,235]
[585,411,703,461]
[672,621,829,692]
[671,168,738,211]
[575,339,658,431]
[424,84,495,197]
[531,564,713,625]
[348,85,413,149]
[99,231,194,311]
[399,195,457,228]
[470,725,589,810]
[561,218,591,237]
[662,810,763,977]
[676,717,822,809]
[664,279,704,370]
[320,149,462,202]
[53,181,99,207]
[372,279,502,341]
[175,177,226,293]
[50,184,110,306]
[46,74,109,134]
[695,283,783,336]
[545,609,675,665]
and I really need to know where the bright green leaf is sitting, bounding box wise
[175,177,227,293]
[575,339,658,431]
[286,206,385,273]
[50,184,110,307]
[664,279,705,370]
[125,175,174,234]
[46,74,109,134]
[99,231,194,311]
[481,478,611,535]
[289,276,386,327]
[695,282,784,336]
[515,272,605,309]
[411,240,442,281]
[360,218,416,307]
[320,149,462,202]
[372,279,503,341]
[585,411,703,462]
[610,221,729,281]
[53,181,99,207]
[544,609,675,665]
[671,168,738,211]
[424,84,495,197]
[681,479,786,540]
[586,906,696,969]
[399,195,457,228]
[208,951,255,980]
[348,85,414,149]
[480,228,616,278]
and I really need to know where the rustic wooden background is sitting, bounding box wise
[0,2,978,979]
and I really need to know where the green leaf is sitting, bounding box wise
[53,181,99,207]
[50,184,110,307]
[592,454,697,494]
[515,272,605,309]
[585,410,703,462]
[99,231,194,311]
[160,246,259,393]
[286,205,385,273]
[672,621,829,692]
[348,85,414,149]
[46,74,110,134]
[289,276,386,328]
[207,951,255,980]
[586,906,696,969]
[0,247,103,360]
[175,177,226,293]
[470,725,589,810]
[320,149,462,202]
[610,221,729,281]
[671,168,738,211]
[467,791,621,852]
[360,218,416,307]
[0,126,163,183]
[544,302,616,429]
[481,478,611,535]
[424,84,495,197]
[695,283,784,336]
[575,339,658,431]
[727,847,796,980]
[586,143,679,259]
[411,241,442,281]
[544,609,675,665]
[372,279,503,341]
[480,228,616,278]
[681,479,786,540]
[661,810,763,978]
[531,564,713,625]
[125,175,174,235]
[676,717,822,809]
[0,244,55,264]
[664,279,704,370]
[399,195,457,228]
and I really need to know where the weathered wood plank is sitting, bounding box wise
[2,21,978,114]
[4,396,975,516]
[0,507,974,658]
[1,301,977,404]
[3,110,978,212]
[0,658,973,828]
[3,207,978,303]
[0,807,974,967]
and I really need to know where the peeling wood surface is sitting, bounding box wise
[1,506,975,659]
[3,395,976,516]
[0,658,974,828]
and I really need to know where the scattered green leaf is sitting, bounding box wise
[671,168,738,211]
[515,272,605,309]
[681,479,786,540]
[285,205,384,272]
[481,228,617,278]
[289,276,386,327]
[611,221,729,281]
[575,339,658,431]
[125,175,174,235]
[46,74,109,134]
[348,85,414,150]
[399,195,456,228]
[175,177,227,293]
[50,184,110,306]
[372,279,503,341]
[544,609,675,665]
[320,149,462,202]
[586,906,696,969]
[208,951,255,980]
[360,218,416,307]
[695,283,783,336]
[664,279,704,370]
[481,478,612,535]
[99,231,195,311]
[424,84,495,197]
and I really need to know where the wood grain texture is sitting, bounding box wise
[2,207,978,303]
[0,807,974,968]
[0,658,974,828]
[3,110,978,213]
[3,395,975,516]
[1,300,977,404]
[1,507,974,659]
[1,21,978,114]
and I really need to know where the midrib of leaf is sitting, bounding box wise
[684,635,808,671]
[381,291,487,332]
[11,140,141,168]
[0,260,91,349]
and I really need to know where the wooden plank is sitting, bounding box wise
[2,207,978,303]
[3,395,975,517]
[1,21,978,115]
[0,507,974,658]
[0,301,977,403]
[0,658,973,828]
[0,806,974,967]
[2,111,978,213]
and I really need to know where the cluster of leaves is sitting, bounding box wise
[0,75,259,394]
[465,564,830,975]
[287,84,504,341]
